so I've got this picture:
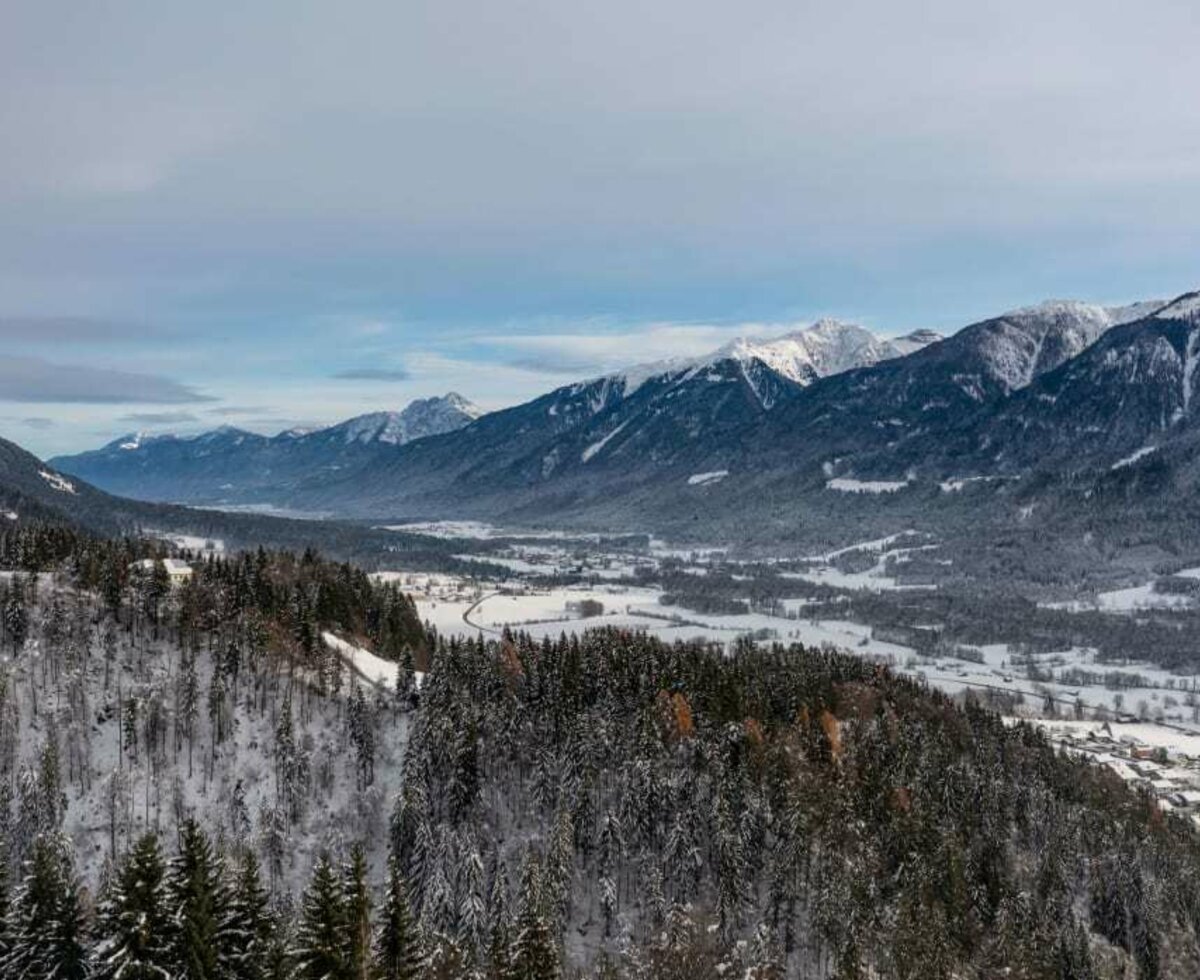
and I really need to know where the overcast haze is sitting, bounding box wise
[4,0,1200,455]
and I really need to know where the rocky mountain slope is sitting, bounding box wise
[51,393,480,505]
[46,296,1200,556]
[265,298,1174,528]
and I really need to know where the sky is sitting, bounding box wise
[3,0,1200,456]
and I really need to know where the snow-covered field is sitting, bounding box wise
[825,477,909,493]
[1044,582,1196,613]
[375,520,1200,755]
[323,631,424,689]
[146,530,226,554]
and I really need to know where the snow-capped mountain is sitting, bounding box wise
[929,292,1200,472]
[265,293,1194,527]
[50,393,481,505]
[321,393,483,445]
[51,294,1200,537]
[613,319,940,401]
[707,319,938,386]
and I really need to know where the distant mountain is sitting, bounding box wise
[53,295,1200,548]
[274,295,1184,531]
[267,320,941,518]
[51,393,481,505]
[930,292,1200,473]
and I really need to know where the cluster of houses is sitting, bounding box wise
[1041,720,1200,826]
[129,557,193,585]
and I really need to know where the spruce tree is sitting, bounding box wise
[372,856,424,980]
[167,819,226,980]
[342,844,372,980]
[509,853,559,980]
[3,834,89,980]
[224,852,272,980]
[292,852,349,980]
[94,833,172,980]
[0,851,12,966]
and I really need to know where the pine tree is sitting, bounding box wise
[223,852,272,980]
[485,861,511,980]
[3,834,89,980]
[167,819,226,980]
[94,833,173,980]
[457,842,486,958]
[342,844,372,980]
[292,853,349,980]
[0,846,12,965]
[372,856,424,980]
[509,853,559,980]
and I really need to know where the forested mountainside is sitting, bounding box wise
[0,433,513,577]
[50,293,1200,567]
[49,394,481,506]
[2,523,1200,977]
[51,323,936,515]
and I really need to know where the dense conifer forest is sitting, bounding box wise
[2,521,1200,977]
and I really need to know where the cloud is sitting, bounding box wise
[0,316,169,343]
[0,356,214,404]
[206,405,273,416]
[117,411,199,425]
[332,367,412,381]
[0,415,57,430]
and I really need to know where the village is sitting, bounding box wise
[1024,717,1200,827]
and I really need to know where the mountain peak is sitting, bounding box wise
[326,393,480,445]
[1153,291,1200,321]
[613,319,939,397]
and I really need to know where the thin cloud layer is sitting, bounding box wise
[332,367,412,381]
[118,411,200,425]
[0,356,214,404]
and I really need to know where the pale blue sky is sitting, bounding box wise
[3,0,1199,455]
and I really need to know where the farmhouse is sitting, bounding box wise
[130,558,194,585]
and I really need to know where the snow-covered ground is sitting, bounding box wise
[825,477,908,493]
[1044,582,1195,613]
[374,521,1200,753]
[39,469,77,493]
[382,520,603,542]
[783,535,939,592]
[687,470,729,486]
[146,530,226,554]
[322,631,424,689]
[1111,446,1157,470]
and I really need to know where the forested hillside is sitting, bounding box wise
[1,522,1199,977]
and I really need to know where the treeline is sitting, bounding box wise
[0,521,427,664]
[7,625,1200,976]
[6,520,1200,976]
[385,628,1200,978]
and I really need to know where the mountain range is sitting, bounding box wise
[47,294,1200,549]
[51,392,480,506]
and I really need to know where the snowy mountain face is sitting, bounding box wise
[936,291,1200,472]
[282,291,1200,529]
[50,293,1200,536]
[972,299,1165,393]
[709,319,939,386]
[322,393,482,446]
[50,393,482,506]
[616,319,941,400]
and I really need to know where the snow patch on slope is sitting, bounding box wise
[687,470,729,486]
[614,319,939,397]
[322,631,424,690]
[1111,446,1158,470]
[826,477,909,494]
[581,419,630,462]
[39,470,77,494]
